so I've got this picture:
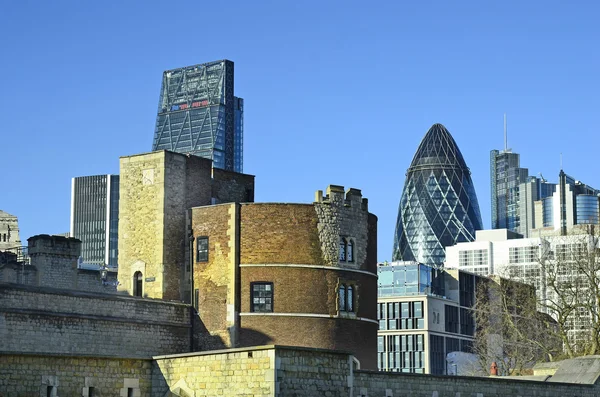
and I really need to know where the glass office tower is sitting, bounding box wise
[490,149,529,232]
[393,124,483,266]
[70,175,119,268]
[152,59,243,173]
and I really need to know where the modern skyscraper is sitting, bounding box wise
[490,149,529,232]
[532,170,600,235]
[393,124,483,266]
[70,174,119,268]
[152,59,244,173]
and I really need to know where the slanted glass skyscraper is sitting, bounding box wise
[70,175,120,267]
[152,60,243,173]
[393,124,483,266]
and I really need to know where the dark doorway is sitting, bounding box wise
[133,271,143,297]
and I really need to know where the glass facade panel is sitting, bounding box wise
[152,60,243,172]
[576,195,599,224]
[393,124,483,265]
[378,263,445,297]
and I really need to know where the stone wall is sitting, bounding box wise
[352,370,597,397]
[314,185,375,271]
[118,150,255,301]
[152,346,275,397]
[1,346,600,396]
[0,354,152,397]
[0,210,21,251]
[28,234,80,290]
[190,203,238,350]
[0,284,192,358]
[118,151,169,300]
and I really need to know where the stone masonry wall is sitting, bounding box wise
[0,354,152,397]
[0,210,21,252]
[28,234,80,290]
[118,151,167,299]
[314,186,375,272]
[191,203,236,350]
[276,347,352,396]
[352,370,597,397]
[0,284,191,358]
[152,347,275,397]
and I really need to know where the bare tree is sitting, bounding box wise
[472,276,561,375]
[475,226,600,370]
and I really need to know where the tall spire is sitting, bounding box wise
[504,113,507,152]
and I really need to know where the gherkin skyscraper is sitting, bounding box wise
[393,124,483,266]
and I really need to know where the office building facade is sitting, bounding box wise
[70,174,119,268]
[377,261,479,375]
[490,149,529,233]
[446,228,598,349]
[533,171,600,235]
[393,123,483,266]
[152,60,243,173]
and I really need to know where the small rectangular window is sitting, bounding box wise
[194,289,199,311]
[127,388,134,397]
[196,237,208,262]
[251,282,273,312]
[88,387,95,397]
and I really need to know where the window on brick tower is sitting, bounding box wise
[339,238,347,262]
[251,282,273,312]
[347,240,354,262]
[196,237,208,262]
[338,282,355,313]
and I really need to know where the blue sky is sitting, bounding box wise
[1,1,599,261]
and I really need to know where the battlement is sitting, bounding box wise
[27,234,81,258]
[315,185,369,211]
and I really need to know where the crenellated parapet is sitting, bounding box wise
[314,185,376,271]
[315,185,369,211]
[28,235,81,258]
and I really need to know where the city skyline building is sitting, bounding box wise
[490,148,529,233]
[532,170,600,235]
[393,123,483,266]
[377,261,479,375]
[152,59,244,173]
[70,174,119,268]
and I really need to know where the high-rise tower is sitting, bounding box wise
[490,149,528,232]
[393,124,483,265]
[152,60,244,173]
[70,174,119,267]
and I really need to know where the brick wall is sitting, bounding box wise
[0,284,191,358]
[0,355,152,397]
[191,191,379,369]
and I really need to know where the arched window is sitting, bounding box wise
[133,271,143,297]
[339,238,347,262]
[339,284,346,311]
[347,285,354,312]
[347,240,354,262]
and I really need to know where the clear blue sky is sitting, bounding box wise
[1,1,599,261]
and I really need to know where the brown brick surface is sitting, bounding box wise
[240,204,323,265]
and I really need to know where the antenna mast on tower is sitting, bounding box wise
[504,113,507,152]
